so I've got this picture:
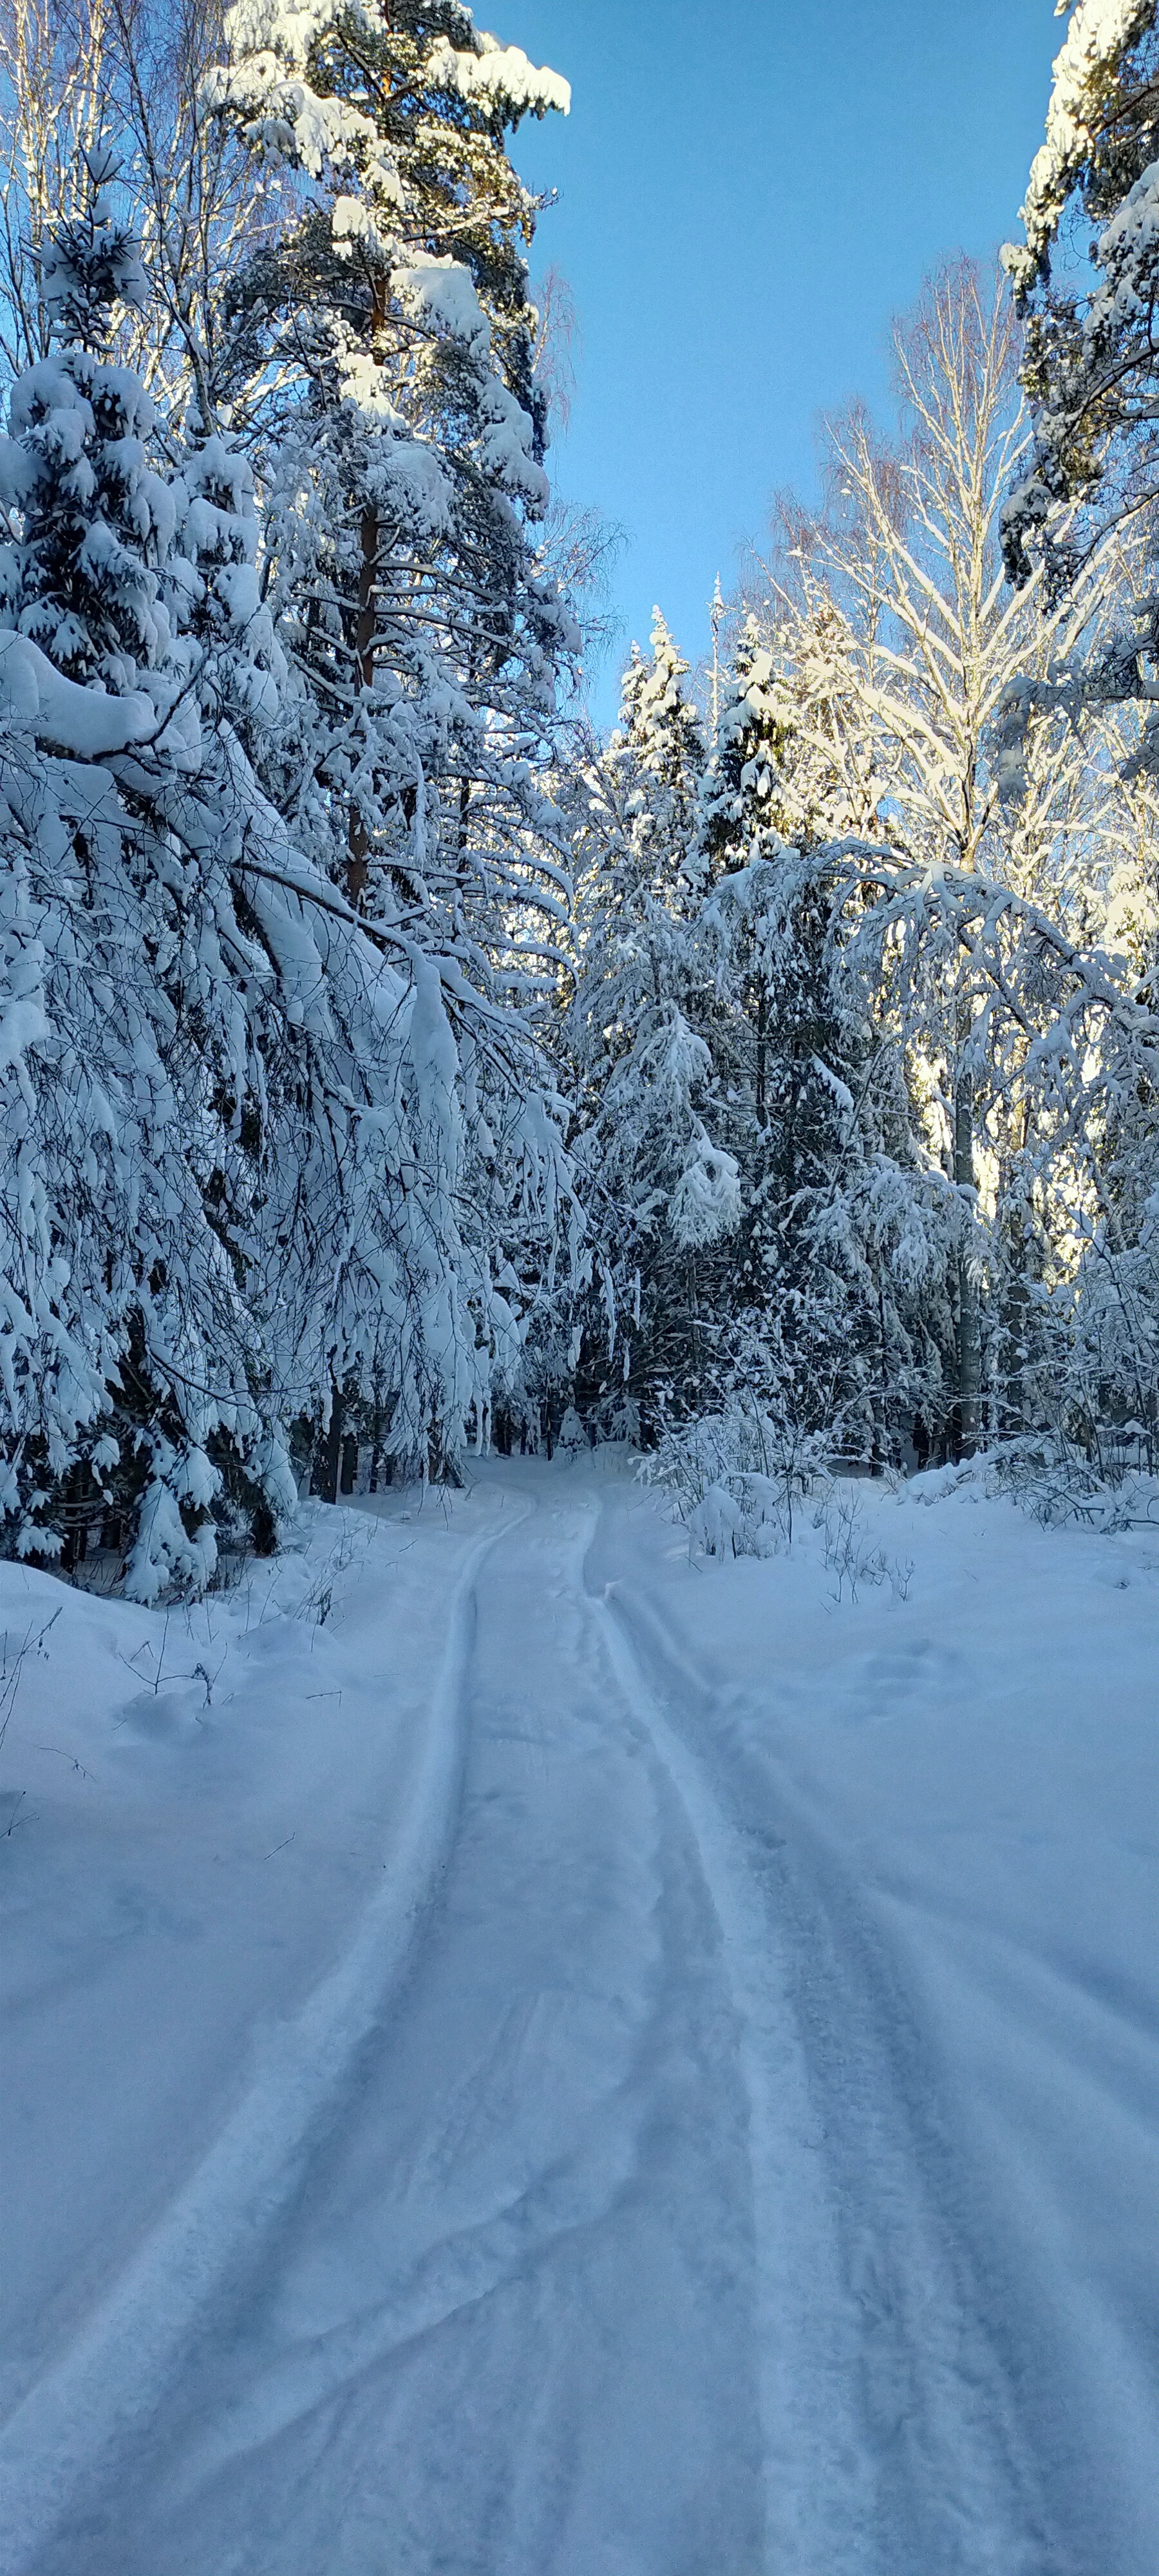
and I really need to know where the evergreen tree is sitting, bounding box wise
[207,0,581,1481]
[998,2,1159,1463]
[205,0,573,934]
[0,156,300,1590]
[562,616,738,1437]
[1003,0,1159,721]
[0,138,579,1591]
[6,174,161,687]
[697,622,944,1467]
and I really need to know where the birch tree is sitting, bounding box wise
[746,260,1115,1452]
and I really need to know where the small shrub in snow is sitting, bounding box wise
[815,1490,891,1603]
[988,1434,1159,1533]
[642,1397,828,1555]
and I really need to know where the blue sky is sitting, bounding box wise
[498,0,1062,721]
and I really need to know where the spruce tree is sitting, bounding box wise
[207,0,581,1481]
[563,616,738,1438]
[697,623,941,1467]
[0,157,301,1590]
[0,141,576,1589]
[6,166,160,689]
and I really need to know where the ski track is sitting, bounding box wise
[1,1465,1144,2573]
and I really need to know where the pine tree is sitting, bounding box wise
[1003,0,1159,709]
[998,1,1159,1465]
[205,0,572,925]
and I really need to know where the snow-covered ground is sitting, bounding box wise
[1,1458,1155,2575]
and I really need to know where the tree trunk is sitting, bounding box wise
[954,1052,981,1455]
[427,1424,464,1486]
[1001,1201,1030,1435]
[872,1270,890,1473]
[346,504,379,910]
[314,1384,343,1504]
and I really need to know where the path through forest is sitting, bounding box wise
[1,1460,1156,2574]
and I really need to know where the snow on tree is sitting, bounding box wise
[731,542,886,849]
[735,261,1135,1458]
[697,620,791,887]
[1001,2,1159,814]
[0,155,300,1591]
[561,616,739,1437]
[998,10,1159,1454]
[204,0,582,1483]
[203,0,573,906]
[5,176,160,686]
[0,118,581,1594]
[690,623,943,1473]
[1002,3,1159,636]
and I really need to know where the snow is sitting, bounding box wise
[476,373,550,508]
[395,253,492,361]
[330,193,397,258]
[425,34,570,121]
[0,632,154,755]
[1091,151,1159,337]
[203,56,381,178]
[218,0,569,123]
[361,431,453,531]
[668,1133,742,1246]
[211,8,567,174]
[1,1459,1154,2572]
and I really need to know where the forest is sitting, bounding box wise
[1,0,1158,1594]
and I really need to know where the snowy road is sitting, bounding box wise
[1,1461,1156,2573]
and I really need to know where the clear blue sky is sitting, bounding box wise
[498,0,1061,721]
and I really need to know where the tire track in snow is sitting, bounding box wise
[144,1483,762,2568]
[155,1497,660,2500]
[163,2109,648,2498]
[0,1507,531,2576]
[586,1513,1048,2576]
[584,1553,870,2576]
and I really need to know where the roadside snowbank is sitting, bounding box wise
[0,1488,505,2436]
